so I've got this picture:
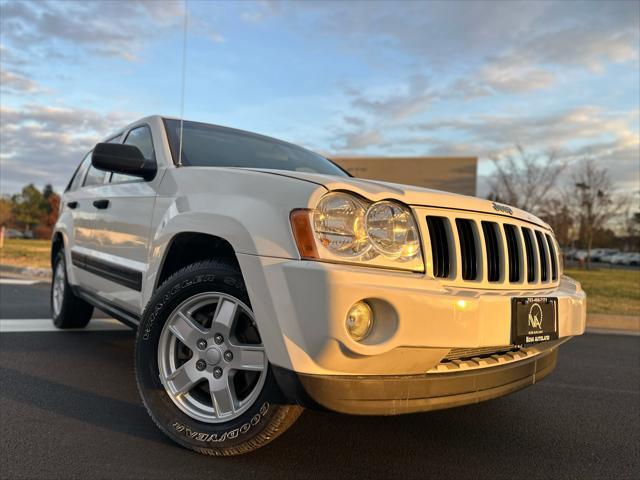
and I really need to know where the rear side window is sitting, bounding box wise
[68,153,92,191]
[111,126,155,183]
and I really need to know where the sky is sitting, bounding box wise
[0,0,638,197]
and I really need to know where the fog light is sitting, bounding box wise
[346,301,373,342]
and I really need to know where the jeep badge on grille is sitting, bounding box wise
[492,202,513,215]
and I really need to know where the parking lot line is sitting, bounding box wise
[0,318,131,332]
[0,278,42,285]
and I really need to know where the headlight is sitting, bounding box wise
[313,192,371,257]
[291,192,424,272]
[365,200,421,260]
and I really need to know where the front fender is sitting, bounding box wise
[143,168,327,308]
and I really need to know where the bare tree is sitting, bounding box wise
[487,145,567,216]
[541,201,574,247]
[617,191,640,250]
[567,159,619,268]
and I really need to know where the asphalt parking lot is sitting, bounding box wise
[1,278,639,479]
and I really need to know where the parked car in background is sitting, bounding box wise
[610,252,640,266]
[590,248,619,262]
[4,228,26,239]
[573,250,588,262]
[599,250,621,263]
[608,252,628,265]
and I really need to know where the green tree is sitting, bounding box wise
[12,184,47,232]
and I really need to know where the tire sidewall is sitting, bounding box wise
[51,251,68,327]
[135,264,284,452]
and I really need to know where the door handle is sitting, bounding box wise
[93,199,110,209]
[67,201,78,209]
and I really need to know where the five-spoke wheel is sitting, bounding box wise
[158,292,267,423]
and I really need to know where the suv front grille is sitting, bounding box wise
[421,209,560,289]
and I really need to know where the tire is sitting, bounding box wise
[51,250,93,329]
[135,260,302,456]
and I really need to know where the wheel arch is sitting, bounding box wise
[51,231,65,268]
[154,231,241,291]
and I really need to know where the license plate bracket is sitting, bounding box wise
[511,297,558,345]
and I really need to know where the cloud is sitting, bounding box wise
[240,1,282,23]
[327,105,639,193]
[458,58,557,97]
[264,1,638,71]
[0,0,186,62]
[0,105,135,194]
[411,107,638,150]
[331,128,384,150]
[348,74,436,121]
[412,107,640,194]
[0,69,43,93]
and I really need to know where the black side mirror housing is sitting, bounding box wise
[91,143,157,181]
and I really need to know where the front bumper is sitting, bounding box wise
[237,254,586,376]
[273,345,559,415]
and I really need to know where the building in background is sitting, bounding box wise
[332,157,478,196]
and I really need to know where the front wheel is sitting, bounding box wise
[135,260,302,455]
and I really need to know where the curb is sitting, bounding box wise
[586,314,639,335]
[0,264,51,279]
[585,328,640,337]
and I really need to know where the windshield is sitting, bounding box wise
[163,119,348,176]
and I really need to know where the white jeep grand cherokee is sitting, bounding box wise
[52,115,586,455]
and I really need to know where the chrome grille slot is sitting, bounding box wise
[481,221,501,282]
[503,224,520,282]
[522,227,536,283]
[455,219,478,280]
[426,216,451,278]
[546,233,558,280]
[535,230,548,282]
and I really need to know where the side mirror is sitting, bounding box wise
[91,143,157,181]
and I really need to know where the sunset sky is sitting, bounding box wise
[1,0,638,196]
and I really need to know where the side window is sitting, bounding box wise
[111,126,155,183]
[68,153,92,191]
[81,133,121,187]
[83,164,108,187]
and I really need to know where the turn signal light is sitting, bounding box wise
[290,209,319,260]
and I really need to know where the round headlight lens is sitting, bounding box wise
[365,201,420,260]
[313,192,370,257]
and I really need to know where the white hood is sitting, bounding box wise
[248,168,551,230]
